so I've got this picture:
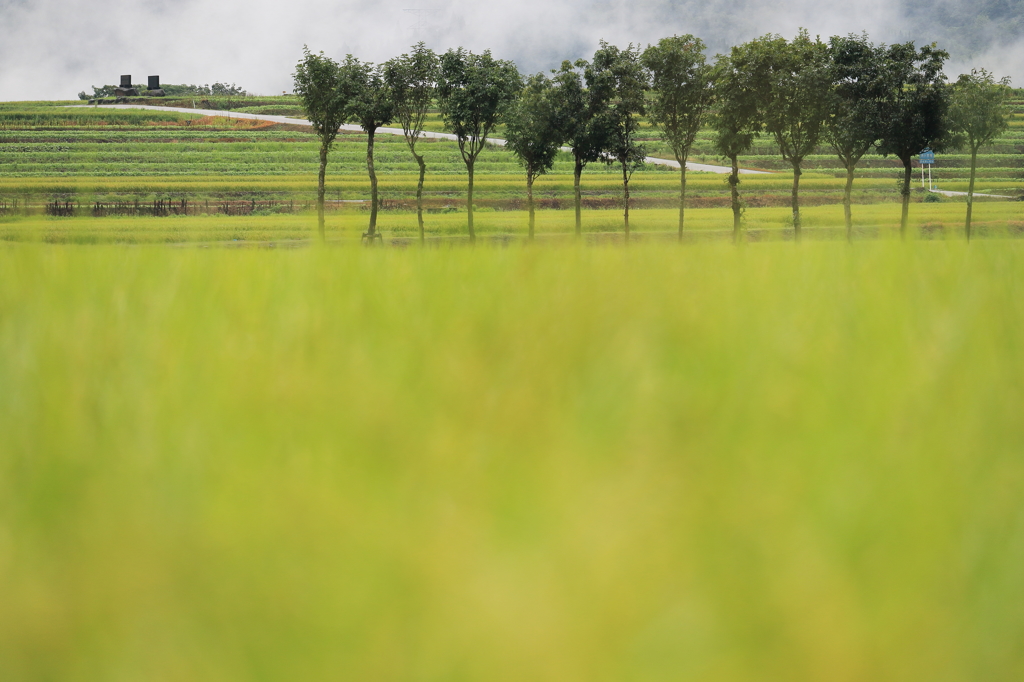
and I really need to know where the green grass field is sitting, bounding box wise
[2,201,1021,244]
[2,241,1023,680]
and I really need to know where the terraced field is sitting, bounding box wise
[0,96,1020,243]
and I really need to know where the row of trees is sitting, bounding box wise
[294,33,1012,244]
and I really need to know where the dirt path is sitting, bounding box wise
[67,104,771,175]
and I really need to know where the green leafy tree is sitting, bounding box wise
[505,73,564,240]
[875,42,953,238]
[746,30,831,240]
[339,56,395,243]
[437,48,522,243]
[384,43,438,244]
[711,49,761,242]
[826,34,888,241]
[589,41,648,242]
[78,85,117,100]
[642,35,716,240]
[948,68,1012,240]
[551,59,613,237]
[293,47,346,242]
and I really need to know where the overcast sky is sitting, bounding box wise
[0,0,1020,100]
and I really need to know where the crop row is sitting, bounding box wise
[2,203,1021,245]
[1,142,1018,179]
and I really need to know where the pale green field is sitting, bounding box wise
[2,201,1021,244]
[2,241,1023,681]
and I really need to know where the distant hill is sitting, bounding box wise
[901,0,1024,56]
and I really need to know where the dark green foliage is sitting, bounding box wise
[588,41,648,240]
[437,48,522,242]
[642,34,716,239]
[874,42,954,237]
[504,73,564,239]
[339,57,394,133]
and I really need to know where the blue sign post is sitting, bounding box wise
[918,148,936,190]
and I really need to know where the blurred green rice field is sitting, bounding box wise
[2,201,1022,244]
[1,241,1023,681]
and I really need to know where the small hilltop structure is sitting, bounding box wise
[146,75,166,97]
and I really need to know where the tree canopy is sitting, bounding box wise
[384,43,439,243]
[289,35,1010,244]
[874,42,954,237]
[551,58,614,237]
[948,68,1012,239]
[589,41,648,240]
[642,34,716,239]
[826,33,890,240]
[338,56,394,242]
[293,47,347,242]
[742,30,832,238]
[711,48,762,240]
[505,73,564,240]
[436,48,522,242]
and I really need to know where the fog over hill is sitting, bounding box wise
[0,0,1020,100]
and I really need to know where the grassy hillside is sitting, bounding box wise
[0,98,1020,242]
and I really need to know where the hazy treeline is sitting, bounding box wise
[77,82,250,100]
[294,32,1014,244]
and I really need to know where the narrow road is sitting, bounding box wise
[929,188,1015,199]
[67,104,771,175]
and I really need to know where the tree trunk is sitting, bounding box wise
[415,151,426,245]
[317,143,327,242]
[574,156,583,238]
[966,144,978,242]
[844,163,855,243]
[622,162,630,244]
[900,158,912,240]
[527,173,535,241]
[730,154,741,243]
[467,157,476,243]
[791,161,802,241]
[366,129,378,240]
[678,157,687,242]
